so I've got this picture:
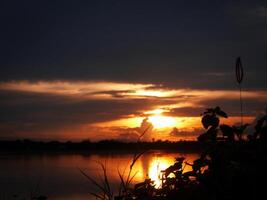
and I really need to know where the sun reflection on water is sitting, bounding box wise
[146,153,197,188]
[78,152,199,192]
[148,157,174,188]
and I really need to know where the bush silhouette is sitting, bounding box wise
[80,106,267,200]
[197,106,228,142]
[111,107,267,200]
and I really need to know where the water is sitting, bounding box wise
[0,151,199,200]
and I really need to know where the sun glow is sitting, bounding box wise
[148,154,198,188]
[148,115,176,129]
[148,157,175,188]
[144,109,165,115]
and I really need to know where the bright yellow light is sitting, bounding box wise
[127,89,176,97]
[132,90,165,97]
[144,109,165,115]
[148,157,174,188]
[148,115,176,128]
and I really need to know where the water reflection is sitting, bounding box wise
[144,152,197,188]
[148,156,171,188]
[0,151,199,200]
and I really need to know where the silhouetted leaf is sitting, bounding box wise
[220,124,234,141]
[254,115,267,139]
[197,133,209,142]
[203,108,215,115]
[183,171,196,178]
[201,115,219,129]
[175,157,185,162]
[232,124,249,140]
[202,115,211,129]
[215,106,228,118]
[198,127,218,143]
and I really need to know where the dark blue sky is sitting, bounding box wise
[1,0,266,89]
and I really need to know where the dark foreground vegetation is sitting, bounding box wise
[80,107,267,200]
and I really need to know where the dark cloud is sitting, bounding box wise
[117,132,140,142]
[105,117,154,141]
[168,97,267,117]
[115,118,154,142]
[89,90,135,98]
[0,1,266,90]
[198,98,267,117]
[0,90,157,125]
[0,89,166,139]
[169,127,203,140]
[168,107,204,117]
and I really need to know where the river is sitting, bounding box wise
[0,151,199,200]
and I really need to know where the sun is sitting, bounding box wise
[148,115,176,129]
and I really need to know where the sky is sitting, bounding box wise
[0,0,266,141]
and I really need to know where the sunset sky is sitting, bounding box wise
[0,0,266,141]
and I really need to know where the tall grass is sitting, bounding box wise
[79,125,152,200]
[79,162,113,200]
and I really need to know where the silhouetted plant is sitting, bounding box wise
[128,107,267,200]
[116,151,146,200]
[80,123,151,200]
[198,106,228,142]
[232,124,249,140]
[80,107,267,200]
[79,162,113,200]
[220,124,249,141]
[252,113,267,140]
[133,178,155,200]
[236,57,244,126]
[220,124,235,141]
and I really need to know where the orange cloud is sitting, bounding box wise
[0,80,266,141]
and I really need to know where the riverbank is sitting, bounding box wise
[0,140,204,154]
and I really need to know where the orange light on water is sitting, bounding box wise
[148,157,174,188]
[147,154,198,188]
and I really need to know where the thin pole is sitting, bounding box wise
[236,56,244,126]
[239,84,243,126]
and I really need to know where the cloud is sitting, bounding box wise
[116,132,140,142]
[139,117,154,141]
[0,80,266,140]
[87,117,154,142]
[1,1,267,93]
[0,90,160,124]
[169,127,203,140]
[113,117,154,142]
[168,106,204,117]
[0,81,154,99]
